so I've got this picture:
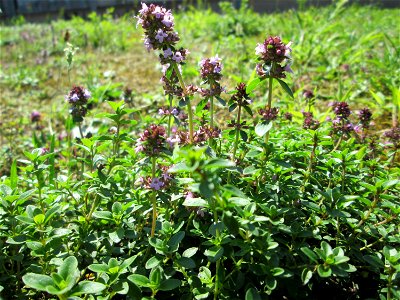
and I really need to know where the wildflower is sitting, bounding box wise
[136,3,188,65]
[231,83,251,107]
[302,90,314,99]
[255,36,292,79]
[332,101,351,120]
[358,108,372,128]
[283,112,293,121]
[259,107,279,121]
[30,111,41,123]
[383,127,400,148]
[150,178,164,190]
[302,112,320,130]
[65,86,91,122]
[155,29,168,43]
[199,55,223,82]
[163,48,173,58]
[135,124,166,156]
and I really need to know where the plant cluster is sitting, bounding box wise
[0,2,399,300]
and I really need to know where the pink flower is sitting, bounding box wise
[150,178,164,190]
[155,29,168,43]
[172,51,183,63]
[163,48,173,58]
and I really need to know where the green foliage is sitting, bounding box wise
[0,2,399,300]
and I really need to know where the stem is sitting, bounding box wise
[332,134,343,152]
[150,156,157,237]
[78,123,85,176]
[210,95,214,128]
[232,105,242,162]
[172,63,194,143]
[212,197,221,300]
[78,123,84,139]
[341,155,346,193]
[264,75,274,144]
[167,95,173,136]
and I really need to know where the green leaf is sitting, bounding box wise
[58,256,79,287]
[183,197,208,207]
[168,231,185,252]
[146,256,161,269]
[44,205,60,225]
[215,96,226,106]
[246,77,262,94]
[245,287,261,300]
[245,288,261,300]
[204,246,224,262]
[150,267,162,286]
[317,265,332,278]
[88,264,109,273]
[301,268,313,285]
[92,211,113,221]
[112,202,123,215]
[70,281,106,295]
[127,274,150,287]
[158,279,181,291]
[176,257,196,269]
[321,241,333,257]
[271,267,285,276]
[277,79,294,98]
[33,214,45,225]
[22,274,55,292]
[10,159,18,190]
[301,247,319,263]
[255,122,272,137]
[119,256,137,271]
[183,247,198,258]
[364,255,384,269]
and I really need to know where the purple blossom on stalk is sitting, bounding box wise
[30,111,41,123]
[135,124,166,156]
[255,36,292,79]
[383,127,400,148]
[332,101,351,120]
[199,55,223,82]
[150,178,164,190]
[66,86,91,122]
[136,3,188,65]
[259,107,279,121]
[302,112,320,130]
[358,108,372,128]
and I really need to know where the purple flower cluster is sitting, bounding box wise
[383,127,400,149]
[65,86,91,122]
[172,126,220,145]
[302,112,320,130]
[137,3,189,65]
[358,108,372,129]
[30,111,41,123]
[259,107,279,122]
[283,112,293,121]
[332,102,351,120]
[231,83,251,107]
[135,124,166,156]
[199,55,224,97]
[255,36,292,79]
[331,101,353,135]
[199,55,223,82]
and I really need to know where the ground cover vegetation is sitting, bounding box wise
[0,0,399,299]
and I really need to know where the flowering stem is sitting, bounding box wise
[264,76,274,145]
[232,105,242,162]
[167,95,172,136]
[210,95,214,129]
[172,62,194,143]
[332,134,343,152]
[78,123,85,176]
[150,156,157,237]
